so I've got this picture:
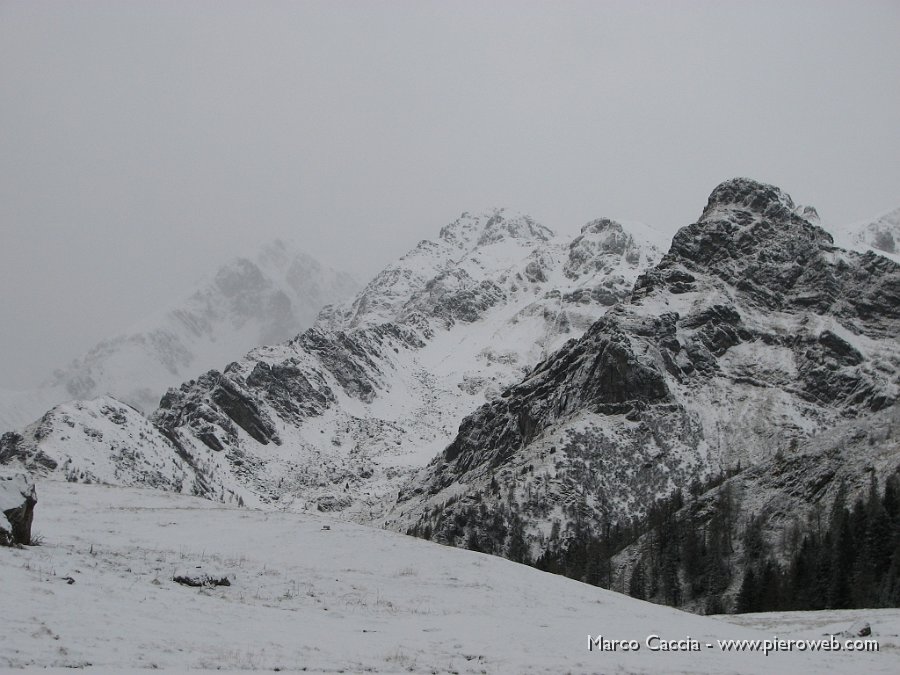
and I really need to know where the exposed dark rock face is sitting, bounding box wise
[152,324,421,454]
[244,362,335,420]
[0,431,58,472]
[295,325,423,403]
[0,471,37,546]
[155,369,280,450]
[405,270,507,327]
[440,312,672,469]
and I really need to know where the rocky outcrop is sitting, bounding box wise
[635,180,900,335]
[0,470,37,546]
[173,566,232,588]
[1,431,58,472]
[0,398,204,497]
[440,311,672,475]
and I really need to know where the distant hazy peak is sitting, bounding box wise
[0,240,357,431]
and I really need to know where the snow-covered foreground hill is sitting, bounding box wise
[1,481,897,674]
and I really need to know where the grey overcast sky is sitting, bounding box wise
[1,0,899,389]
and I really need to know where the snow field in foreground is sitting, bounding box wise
[0,480,897,674]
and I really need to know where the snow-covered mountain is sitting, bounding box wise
[388,179,900,581]
[0,240,358,430]
[3,181,898,621]
[1,209,667,519]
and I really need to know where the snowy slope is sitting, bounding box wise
[0,240,358,430]
[3,209,667,521]
[1,479,896,673]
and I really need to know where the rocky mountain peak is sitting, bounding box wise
[564,218,648,281]
[633,178,857,314]
[682,177,833,260]
[438,209,555,250]
[214,257,270,298]
[389,181,900,592]
[476,209,554,246]
[578,217,624,236]
[438,212,485,250]
[573,219,634,256]
[699,177,797,223]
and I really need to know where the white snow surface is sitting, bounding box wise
[0,479,896,674]
[0,240,357,431]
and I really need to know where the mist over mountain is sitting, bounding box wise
[0,240,357,431]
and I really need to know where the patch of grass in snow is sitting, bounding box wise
[197,647,266,670]
[384,646,418,671]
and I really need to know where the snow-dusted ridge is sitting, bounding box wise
[0,240,358,431]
